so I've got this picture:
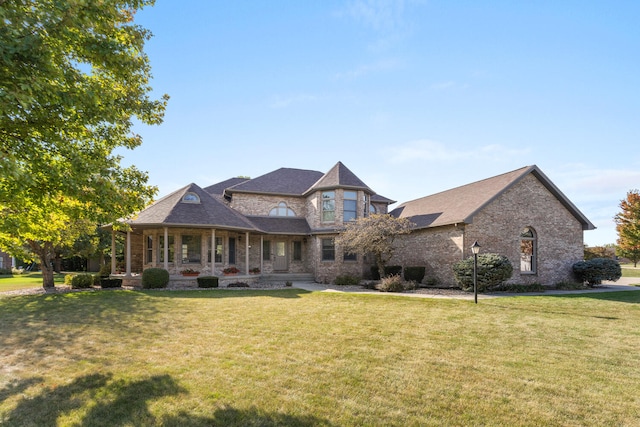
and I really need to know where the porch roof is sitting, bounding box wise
[246,216,311,235]
[124,183,257,231]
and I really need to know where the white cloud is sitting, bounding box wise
[343,0,408,31]
[430,81,470,91]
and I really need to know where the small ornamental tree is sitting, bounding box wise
[334,214,414,278]
[452,253,514,292]
[614,190,640,267]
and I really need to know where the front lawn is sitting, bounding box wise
[1,289,640,425]
[621,265,640,278]
[0,272,66,292]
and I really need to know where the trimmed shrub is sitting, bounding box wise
[376,274,405,292]
[452,253,514,292]
[334,275,360,286]
[99,278,123,288]
[99,264,111,277]
[573,258,621,286]
[384,265,402,277]
[69,273,94,289]
[404,266,426,282]
[370,266,381,280]
[141,268,169,289]
[0,268,12,276]
[197,276,219,288]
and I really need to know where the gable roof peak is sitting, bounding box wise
[306,161,373,194]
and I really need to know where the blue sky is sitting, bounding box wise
[123,0,640,246]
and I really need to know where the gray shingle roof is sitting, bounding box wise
[127,184,257,230]
[204,177,250,198]
[390,165,595,231]
[246,216,311,235]
[227,168,325,196]
[306,161,373,194]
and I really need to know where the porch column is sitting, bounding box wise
[211,229,216,273]
[260,235,264,273]
[163,227,169,271]
[111,230,116,275]
[125,230,131,277]
[245,232,250,275]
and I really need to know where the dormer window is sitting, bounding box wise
[182,192,200,203]
[269,202,295,217]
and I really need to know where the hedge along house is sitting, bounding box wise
[389,165,595,286]
[106,162,394,284]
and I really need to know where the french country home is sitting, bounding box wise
[107,162,594,286]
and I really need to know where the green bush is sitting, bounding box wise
[370,265,403,280]
[376,274,405,292]
[573,258,621,286]
[334,275,360,286]
[141,268,169,289]
[197,276,219,288]
[554,281,588,290]
[99,278,123,288]
[370,266,381,280]
[69,273,94,289]
[452,253,514,292]
[404,266,425,282]
[99,264,111,277]
[0,268,12,276]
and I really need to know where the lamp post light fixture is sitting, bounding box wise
[471,241,481,304]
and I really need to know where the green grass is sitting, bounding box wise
[0,272,66,292]
[2,289,640,426]
[621,265,640,278]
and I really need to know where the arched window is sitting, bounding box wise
[269,202,295,217]
[182,192,200,203]
[520,227,536,273]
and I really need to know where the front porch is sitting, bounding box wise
[114,272,315,289]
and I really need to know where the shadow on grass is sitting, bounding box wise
[0,291,162,369]
[161,406,335,426]
[2,373,333,426]
[548,290,640,304]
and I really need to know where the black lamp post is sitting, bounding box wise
[471,241,481,304]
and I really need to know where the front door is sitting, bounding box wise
[274,241,288,271]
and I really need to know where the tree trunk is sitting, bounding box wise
[28,240,56,288]
[53,254,62,273]
[376,255,386,279]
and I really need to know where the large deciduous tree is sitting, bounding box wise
[0,0,168,287]
[335,214,414,278]
[614,190,640,267]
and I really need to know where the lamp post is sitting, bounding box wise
[471,241,481,304]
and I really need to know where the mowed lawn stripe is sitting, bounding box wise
[1,289,640,426]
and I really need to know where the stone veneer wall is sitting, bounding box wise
[391,174,585,286]
[464,174,584,285]
[231,194,307,217]
[391,225,465,286]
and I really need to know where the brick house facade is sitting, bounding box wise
[111,163,593,286]
[0,250,11,271]
[390,166,594,286]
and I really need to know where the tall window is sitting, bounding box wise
[293,241,302,261]
[158,235,175,263]
[181,235,202,263]
[229,237,236,264]
[263,240,271,261]
[146,236,153,263]
[343,191,357,222]
[208,237,223,263]
[520,227,536,273]
[322,191,335,222]
[321,238,335,261]
[269,202,295,216]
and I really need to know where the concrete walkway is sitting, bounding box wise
[292,277,640,300]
